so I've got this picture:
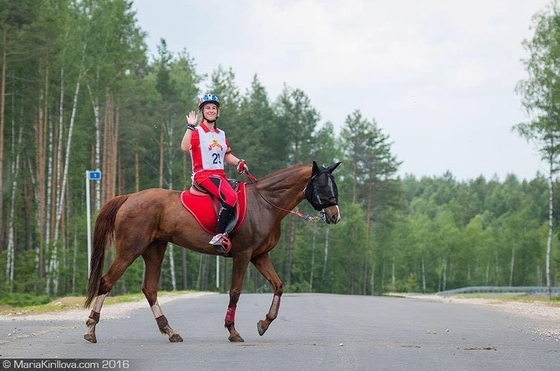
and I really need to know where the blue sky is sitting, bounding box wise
[132,0,551,181]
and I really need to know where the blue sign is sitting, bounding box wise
[88,171,102,180]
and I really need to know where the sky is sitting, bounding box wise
[131,0,552,181]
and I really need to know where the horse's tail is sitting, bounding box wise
[84,195,129,308]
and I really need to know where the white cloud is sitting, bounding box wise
[133,0,550,180]
[444,59,489,89]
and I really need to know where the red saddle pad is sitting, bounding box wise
[180,183,247,235]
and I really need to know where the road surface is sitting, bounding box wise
[0,293,558,370]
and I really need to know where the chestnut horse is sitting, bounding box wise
[84,161,341,343]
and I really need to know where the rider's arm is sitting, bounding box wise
[181,111,198,152]
[181,129,193,152]
[225,152,241,166]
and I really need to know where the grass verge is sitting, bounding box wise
[0,291,196,316]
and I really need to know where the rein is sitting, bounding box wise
[241,169,326,222]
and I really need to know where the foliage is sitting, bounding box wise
[0,293,51,307]
[0,0,558,302]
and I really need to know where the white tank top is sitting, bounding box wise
[196,127,228,170]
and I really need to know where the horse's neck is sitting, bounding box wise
[256,164,311,210]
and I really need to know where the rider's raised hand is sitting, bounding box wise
[186,111,198,126]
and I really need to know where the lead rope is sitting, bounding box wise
[241,169,325,222]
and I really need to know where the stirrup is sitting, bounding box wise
[209,233,225,245]
[210,233,232,255]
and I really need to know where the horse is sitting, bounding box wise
[83,161,341,343]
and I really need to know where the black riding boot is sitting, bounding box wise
[216,204,234,236]
[209,205,235,253]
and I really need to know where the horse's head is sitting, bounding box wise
[305,161,342,224]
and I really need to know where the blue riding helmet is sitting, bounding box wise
[198,94,220,110]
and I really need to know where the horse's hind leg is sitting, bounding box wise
[84,255,139,343]
[84,293,107,343]
[251,253,283,336]
[142,241,183,342]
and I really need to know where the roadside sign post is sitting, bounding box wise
[86,170,101,277]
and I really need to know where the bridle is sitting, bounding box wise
[241,168,338,222]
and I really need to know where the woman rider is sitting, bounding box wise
[180,94,248,253]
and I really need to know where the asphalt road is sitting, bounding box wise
[0,293,558,371]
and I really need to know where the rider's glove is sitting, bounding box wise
[236,159,248,174]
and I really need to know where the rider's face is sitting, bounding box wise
[202,103,219,121]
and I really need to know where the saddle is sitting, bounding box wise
[180,180,247,235]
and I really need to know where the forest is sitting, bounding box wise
[0,0,559,304]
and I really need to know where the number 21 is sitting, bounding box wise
[212,153,222,165]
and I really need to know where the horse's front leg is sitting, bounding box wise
[251,253,283,336]
[224,254,251,342]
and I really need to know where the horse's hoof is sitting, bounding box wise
[257,320,268,336]
[84,334,97,343]
[169,334,183,342]
[228,334,244,342]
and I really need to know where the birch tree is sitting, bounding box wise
[39,0,87,296]
[0,0,35,253]
[515,1,560,298]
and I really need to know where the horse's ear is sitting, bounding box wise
[312,161,320,175]
[328,162,341,174]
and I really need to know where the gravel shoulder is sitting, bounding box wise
[402,293,560,321]
[401,293,560,340]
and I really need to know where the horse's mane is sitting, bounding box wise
[255,163,312,192]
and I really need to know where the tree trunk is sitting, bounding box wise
[285,217,295,287]
[365,190,372,294]
[165,121,176,290]
[102,94,117,205]
[421,256,426,293]
[485,261,490,285]
[202,255,210,290]
[370,261,376,294]
[135,151,139,192]
[159,121,164,188]
[182,249,187,290]
[442,257,447,291]
[509,247,515,286]
[43,61,58,295]
[87,80,102,210]
[352,161,357,203]
[546,167,553,299]
[6,126,23,291]
[169,245,176,291]
[321,226,330,284]
[36,74,47,281]
[494,250,499,286]
[50,65,81,296]
[391,258,395,290]
[0,25,7,250]
[309,227,316,291]
[72,229,78,294]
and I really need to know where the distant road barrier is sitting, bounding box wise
[438,286,560,297]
